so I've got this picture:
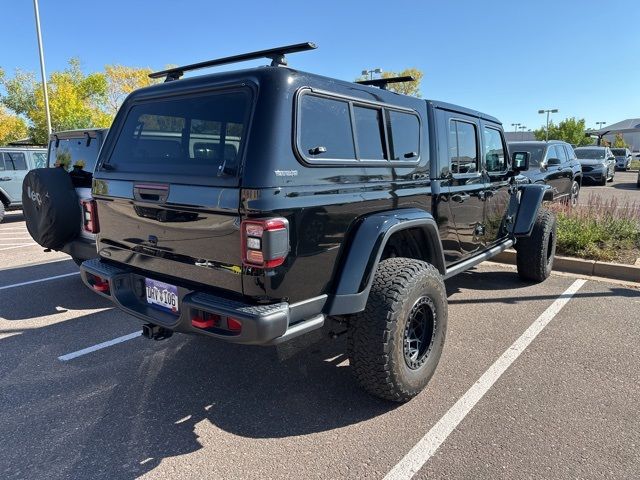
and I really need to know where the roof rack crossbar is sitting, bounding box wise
[356,75,416,90]
[149,42,317,82]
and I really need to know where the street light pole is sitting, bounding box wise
[33,0,52,136]
[595,121,606,131]
[511,123,521,134]
[519,125,527,141]
[361,68,382,80]
[538,109,558,142]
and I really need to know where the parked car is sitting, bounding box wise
[79,43,554,402]
[611,147,632,171]
[508,140,582,205]
[573,146,616,185]
[0,146,47,222]
[22,129,108,264]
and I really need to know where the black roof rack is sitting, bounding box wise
[356,75,416,90]
[149,42,317,82]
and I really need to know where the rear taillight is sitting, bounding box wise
[81,199,99,234]
[241,218,289,268]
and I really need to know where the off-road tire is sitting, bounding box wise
[0,200,5,223]
[71,256,84,267]
[347,258,447,402]
[516,208,557,282]
[599,175,607,186]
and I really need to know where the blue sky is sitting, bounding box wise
[1,0,639,132]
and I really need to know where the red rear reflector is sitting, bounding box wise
[191,313,221,329]
[87,274,110,294]
[227,317,242,332]
[192,317,213,329]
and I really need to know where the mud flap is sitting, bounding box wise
[507,184,551,237]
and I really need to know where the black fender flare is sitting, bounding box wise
[511,183,552,237]
[327,208,445,315]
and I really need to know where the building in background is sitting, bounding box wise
[595,118,640,152]
[504,131,536,142]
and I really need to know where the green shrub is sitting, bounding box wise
[548,194,640,262]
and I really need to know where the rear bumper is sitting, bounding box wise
[79,258,325,345]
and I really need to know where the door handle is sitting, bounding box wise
[451,193,470,203]
[0,177,12,181]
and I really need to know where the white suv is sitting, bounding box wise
[0,146,47,222]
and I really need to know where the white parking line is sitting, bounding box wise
[384,278,587,480]
[0,243,37,251]
[58,331,142,361]
[0,272,79,291]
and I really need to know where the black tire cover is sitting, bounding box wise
[22,168,81,249]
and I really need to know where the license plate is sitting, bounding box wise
[145,278,179,313]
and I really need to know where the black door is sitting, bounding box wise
[441,113,487,259]
[480,124,511,245]
[543,145,569,198]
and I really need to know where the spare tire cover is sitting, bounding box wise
[22,168,81,249]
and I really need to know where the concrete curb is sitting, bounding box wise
[493,249,640,283]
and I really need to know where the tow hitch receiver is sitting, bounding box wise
[142,323,173,341]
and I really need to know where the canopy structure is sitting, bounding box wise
[587,118,640,149]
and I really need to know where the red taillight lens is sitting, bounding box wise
[241,218,289,268]
[87,273,110,295]
[227,317,242,332]
[81,199,99,234]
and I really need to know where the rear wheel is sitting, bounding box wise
[0,201,5,223]
[348,258,447,402]
[516,208,557,282]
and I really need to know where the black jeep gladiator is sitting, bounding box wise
[80,43,556,402]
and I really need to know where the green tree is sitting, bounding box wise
[612,133,628,148]
[356,68,424,97]
[0,105,28,145]
[533,117,593,146]
[104,65,158,115]
[0,58,111,144]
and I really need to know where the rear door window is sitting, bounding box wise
[106,90,250,180]
[448,120,478,174]
[3,152,27,170]
[49,138,100,173]
[555,144,568,162]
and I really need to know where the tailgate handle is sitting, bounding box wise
[134,183,169,203]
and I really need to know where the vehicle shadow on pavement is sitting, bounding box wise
[0,212,25,224]
[445,268,638,305]
[0,274,112,320]
[611,182,640,191]
[0,312,395,479]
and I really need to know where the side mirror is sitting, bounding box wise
[512,151,530,172]
[547,157,562,166]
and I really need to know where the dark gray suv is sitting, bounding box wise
[508,140,582,205]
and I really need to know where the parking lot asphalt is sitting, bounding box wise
[579,170,640,206]
[1,213,639,480]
